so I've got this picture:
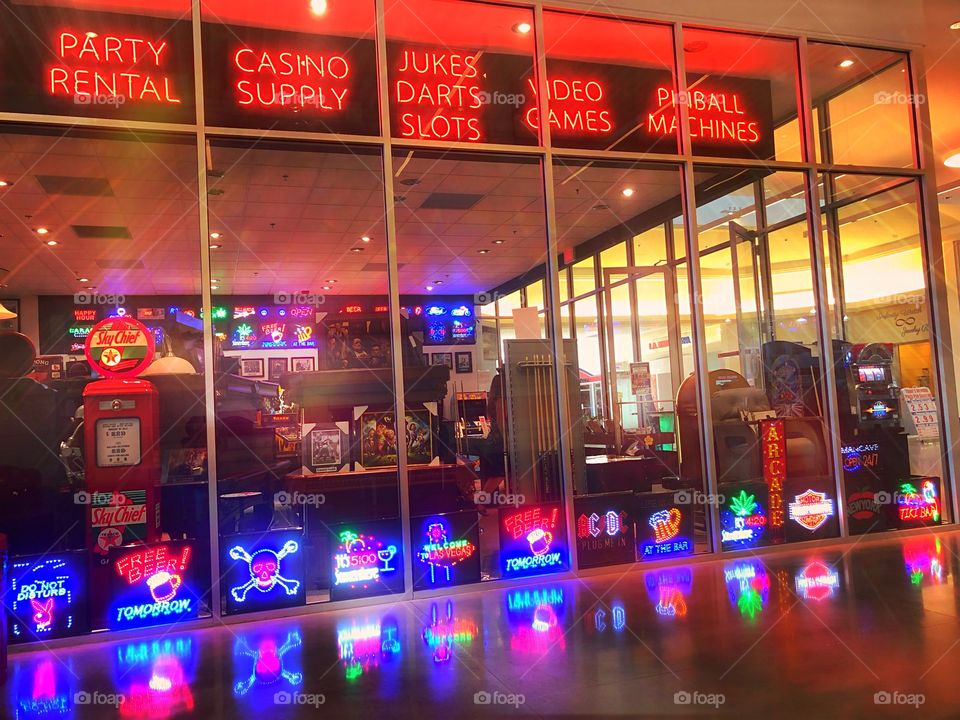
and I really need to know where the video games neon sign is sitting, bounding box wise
[898,480,940,523]
[9,554,87,642]
[333,530,399,589]
[500,505,566,577]
[415,518,476,585]
[788,489,835,532]
[232,46,350,111]
[48,31,183,105]
[110,542,196,629]
[524,75,613,137]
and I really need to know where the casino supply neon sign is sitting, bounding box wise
[333,531,399,589]
[898,480,940,523]
[233,46,350,111]
[49,31,182,105]
[416,518,477,585]
[788,490,835,532]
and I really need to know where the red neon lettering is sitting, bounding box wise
[232,45,351,112]
[647,86,760,145]
[522,76,613,137]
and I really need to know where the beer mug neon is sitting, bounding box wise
[526,528,553,556]
[147,571,182,603]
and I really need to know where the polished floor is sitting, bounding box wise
[9,531,960,719]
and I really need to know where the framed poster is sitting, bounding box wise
[291,356,316,373]
[411,511,481,590]
[304,424,345,473]
[455,351,473,374]
[268,356,288,381]
[223,529,305,615]
[405,410,433,466]
[359,410,434,468]
[240,358,264,378]
[431,352,453,369]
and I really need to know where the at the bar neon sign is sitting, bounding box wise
[48,30,182,104]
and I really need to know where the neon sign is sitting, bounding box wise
[794,561,840,601]
[232,46,350,111]
[225,531,305,614]
[720,487,768,548]
[788,489,835,532]
[761,419,786,532]
[412,513,480,589]
[49,31,182,105]
[898,479,940,526]
[640,506,693,558]
[74,308,97,321]
[574,495,635,568]
[330,523,404,600]
[234,631,303,697]
[109,541,198,630]
[868,401,892,419]
[393,49,483,142]
[499,504,567,577]
[9,553,88,643]
[524,75,613,136]
[650,87,759,145]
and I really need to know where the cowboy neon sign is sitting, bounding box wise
[49,31,182,104]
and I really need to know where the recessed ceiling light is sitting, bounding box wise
[327,279,337,283]
[209,243,222,249]
[211,285,219,291]
[351,247,364,252]
[310,0,327,15]
[46,240,58,246]
[210,232,222,239]
[493,239,504,244]
[35,227,49,235]
[426,285,434,291]
[621,187,635,198]
[950,20,960,30]
[361,236,371,242]
[211,279,221,283]
[85,31,98,38]
[322,285,332,290]
[838,59,855,68]
[78,277,89,282]
[513,21,532,34]
[434,280,444,285]
[477,249,490,254]
[945,152,960,168]
[0,180,11,187]
[85,286,95,290]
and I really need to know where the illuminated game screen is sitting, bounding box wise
[857,366,886,383]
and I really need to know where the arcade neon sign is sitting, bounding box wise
[787,490,835,532]
[415,518,477,585]
[333,530,399,589]
[49,31,182,104]
[761,419,786,530]
[232,46,349,113]
[112,543,195,628]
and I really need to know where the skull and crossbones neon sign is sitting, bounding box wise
[229,540,300,603]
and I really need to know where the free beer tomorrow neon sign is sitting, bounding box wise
[111,542,196,629]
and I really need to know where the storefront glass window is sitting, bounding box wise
[0,126,210,639]
[808,43,915,168]
[822,174,947,534]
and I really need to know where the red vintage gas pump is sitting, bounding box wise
[82,317,161,560]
